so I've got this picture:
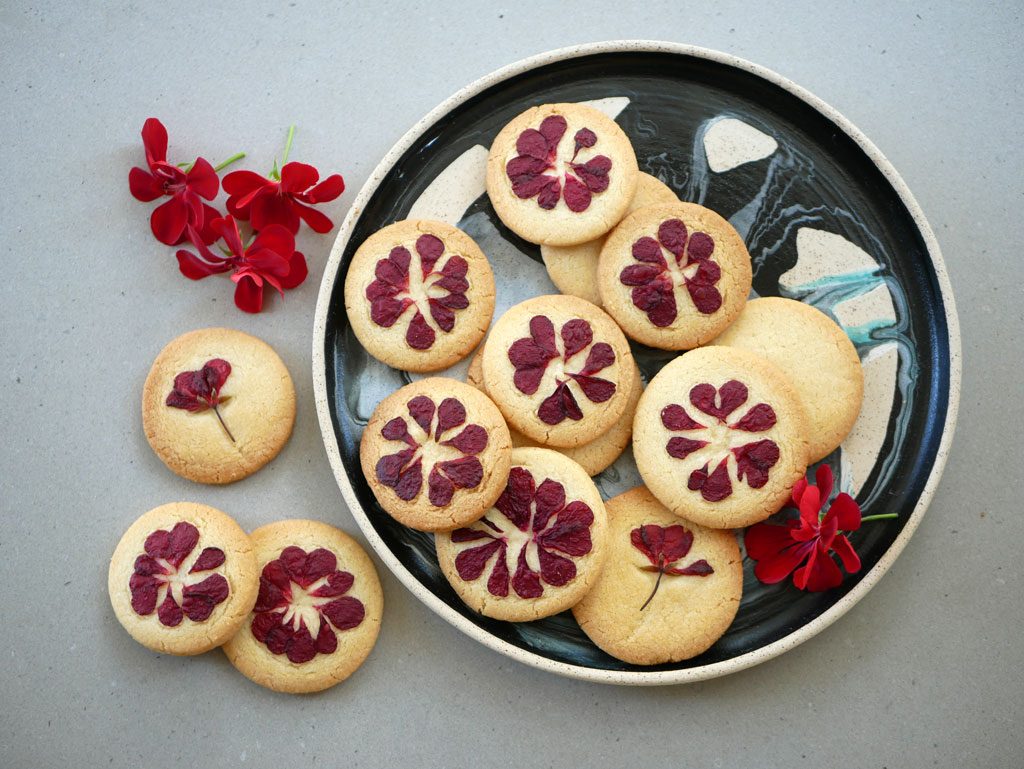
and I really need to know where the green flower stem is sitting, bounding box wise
[859,514,899,523]
[281,124,296,165]
[213,152,246,172]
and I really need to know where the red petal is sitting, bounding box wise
[661,404,704,430]
[251,190,300,234]
[537,547,576,586]
[407,395,435,434]
[815,464,835,503]
[428,465,456,506]
[666,436,708,460]
[832,535,861,573]
[305,173,345,202]
[186,157,219,200]
[829,493,862,531]
[494,467,535,531]
[293,200,335,233]
[280,250,307,290]
[454,540,502,581]
[580,342,615,374]
[620,263,663,286]
[321,596,365,631]
[658,219,688,257]
[176,249,229,280]
[213,215,245,257]
[251,223,295,259]
[560,319,593,360]
[536,501,593,556]
[406,310,436,350]
[129,167,165,201]
[532,478,566,533]
[150,195,188,245]
[660,525,694,562]
[182,574,229,621]
[311,570,355,598]
[563,176,592,212]
[687,232,715,261]
[511,548,542,599]
[487,546,510,597]
[536,177,561,209]
[794,544,843,591]
[157,593,183,627]
[438,456,483,489]
[223,169,269,196]
[189,547,225,573]
[632,236,666,265]
[141,118,168,168]
[515,128,549,160]
[234,275,264,313]
[570,374,616,403]
[315,626,338,655]
[279,161,319,193]
[732,403,777,432]
[734,439,781,489]
[435,398,466,436]
[538,115,567,148]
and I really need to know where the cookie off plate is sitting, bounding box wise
[313,42,960,685]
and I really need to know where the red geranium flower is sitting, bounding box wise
[223,161,344,234]
[128,118,221,245]
[745,465,862,592]
[175,215,307,313]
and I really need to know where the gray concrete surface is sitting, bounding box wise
[1,2,1020,767]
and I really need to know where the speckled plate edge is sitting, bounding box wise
[312,41,961,686]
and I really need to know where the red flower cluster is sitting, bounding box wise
[129,119,344,313]
[745,465,862,592]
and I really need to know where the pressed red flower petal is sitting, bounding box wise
[494,466,535,531]
[455,540,502,581]
[532,478,566,533]
[632,236,665,265]
[190,547,226,573]
[563,176,592,212]
[150,195,189,245]
[450,527,493,543]
[428,298,455,332]
[315,625,338,655]
[658,219,688,257]
[251,611,281,642]
[129,574,159,615]
[286,626,317,664]
[435,397,467,437]
[161,522,200,566]
[428,464,456,506]
[157,593,184,627]
[574,127,597,152]
[667,436,709,460]
[512,547,543,599]
[182,574,230,621]
[487,545,511,597]
[537,546,576,586]
[732,403,777,432]
[580,342,615,374]
[510,170,553,199]
[406,310,436,350]
[536,501,593,556]
[689,458,733,502]
[516,128,550,160]
[538,115,568,147]
[407,394,435,434]
[311,570,355,598]
[666,559,714,576]
[686,282,723,315]
[570,374,616,403]
[536,178,561,209]
[561,319,593,360]
[687,232,715,261]
[129,167,165,201]
[662,404,704,430]
[538,381,582,424]
[437,456,483,489]
[141,118,168,168]
[233,274,264,313]
[631,274,677,327]
[571,156,611,194]
[321,596,365,631]
[620,263,663,286]
[394,458,423,501]
[376,448,415,486]
[733,439,781,489]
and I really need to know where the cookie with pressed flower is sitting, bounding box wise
[541,172,678,306]
[572,486,742,665]
[486,103,640,246]
[435,447,609,621]
[359,378,512,531]
[222,520,383,694]
[142,328,296,485]
[597,202,752,349]
[712,297,864,462]
[344,219,496,372]
[467,344,642,476]
[108,502,258,656]
[481,295,636,449]
[633,346,810,529]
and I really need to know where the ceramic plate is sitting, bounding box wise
[312,42,960,685]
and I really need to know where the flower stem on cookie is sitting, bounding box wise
[165,358,237,443]
[631,523,714,611]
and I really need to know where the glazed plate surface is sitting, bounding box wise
[312,42,959,684]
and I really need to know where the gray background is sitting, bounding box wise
[1,1,1020,767]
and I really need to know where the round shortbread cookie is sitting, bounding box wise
[541,172,678,306]
[108,502,258,655]
[597,202,752,349]
[572,486,742,665]
[481,295,636,449]
[467,344,642,476]
[344,219,495,372]
[712,297,864,462]
[222,520,383,694]
[435,447,608,622]
[359,378,512,532]
[486,102,639,246]
[142,328,296,485]
[633,346,810,529]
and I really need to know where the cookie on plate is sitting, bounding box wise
[481,295,636,449]
[467,344,642,476]
[435,447,608,621]
[712,297,864,462]
[344,219,495,372]
[142,328,296,484]
[359,378,512,532]
[541,172,678,306]
[222,520,383,694]
[633,346,810,529]
[108,502,258,655]
[597,202,752,349]
[486,102,639,246]
[572,486,742,665]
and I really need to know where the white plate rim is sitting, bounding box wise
[311,40,962,686]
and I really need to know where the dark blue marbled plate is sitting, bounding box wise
[312,43,959,684]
